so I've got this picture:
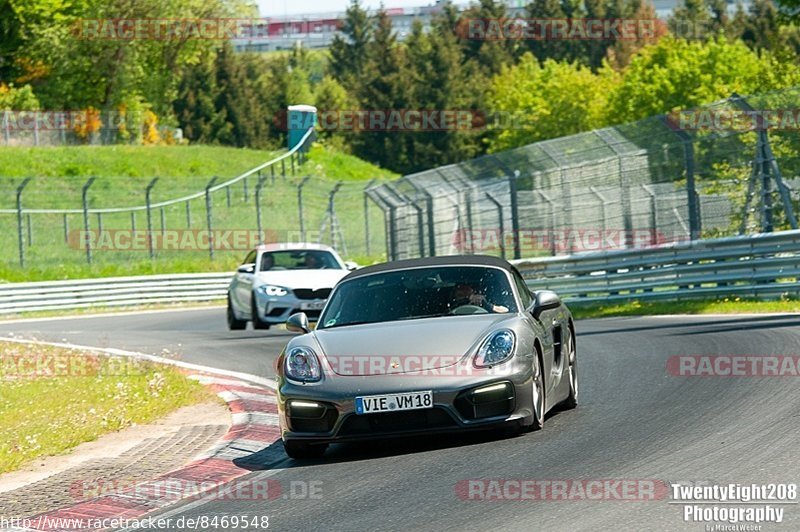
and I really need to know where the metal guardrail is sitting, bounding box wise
[2,230,799,315]
[0,273,231,314]
[514,229,800,304]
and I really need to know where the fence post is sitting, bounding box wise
[641,184,658,245]
[297,177,310,240]
[130,212,136,232]
[535,190,557,256]
[363,179,377,256]
[26,213,32,246]
[81,177,96,264]
[3,111,9,145]
[485,192,506,259]
[291,152,296,175]
[160,207,166,236]
[145,178,159,260]
[589,186,608,246]
[405,179,436,257]
[15,178,31,267]
[205,177,218,260]
[281,158,286,178]
[185,201,192,228]
[508,171,521,259]
[243,176,249,202]
[95,213,102,238]
[255,172,268,239]
[64,213,70,243]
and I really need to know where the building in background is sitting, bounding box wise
[236,0,749,52]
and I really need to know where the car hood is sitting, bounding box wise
[312,314,516,376]
[254,269,347,290]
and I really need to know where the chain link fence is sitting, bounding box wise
[2,87,800,278]
[366,86,800,261]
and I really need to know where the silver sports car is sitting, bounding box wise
[276,255,577,459]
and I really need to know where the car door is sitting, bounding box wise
[233,250,257,312]
[513,270,563,399]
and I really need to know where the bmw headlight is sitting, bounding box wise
[261,285,289,296]
[284,346,322,382]
[474,330,516,368]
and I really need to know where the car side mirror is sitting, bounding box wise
[237,264,255,274]
[531,290,561,320]
[286,312,310,334]
[344,261,358,271]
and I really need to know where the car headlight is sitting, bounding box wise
[284,347,322,382]
[261,285,289,296]
[474,330,516,368]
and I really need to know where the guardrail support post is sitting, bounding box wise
[145,178,159,260]
[81,177,96,265]
[297,177,310,241]
[205,177,218,261]
[15,178,31,267]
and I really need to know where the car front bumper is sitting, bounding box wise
[277,360,536,443]
[253,290,327,324]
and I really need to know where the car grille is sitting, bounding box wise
[293,288,332,300]
[338,408,458,436]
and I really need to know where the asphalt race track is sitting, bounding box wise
[2,310,800,530]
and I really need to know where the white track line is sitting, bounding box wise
[0,337,277,391]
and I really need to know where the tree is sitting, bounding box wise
[328,0,372,87]
[486,53,615,151]
[605,36,800,124]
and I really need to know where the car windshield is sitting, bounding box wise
[260,250,341,271]
[318,266,517,329]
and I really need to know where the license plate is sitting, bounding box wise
[301,300,326,310]
[355,391,433,415]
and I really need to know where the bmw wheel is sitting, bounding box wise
[251,293,271,330]
[227,295,247,330]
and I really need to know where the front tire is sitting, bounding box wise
[283,440,328,459]
[251,293,271,330]
[227,296,247,330]
[519,349,546,432]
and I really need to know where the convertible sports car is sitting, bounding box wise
[227,243,356,330]
[276,255,577,459]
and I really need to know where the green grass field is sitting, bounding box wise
[569,297,800,319]
[0,142,397,281]
[0,341,217,474]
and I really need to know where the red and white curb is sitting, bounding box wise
[1,338,283,531]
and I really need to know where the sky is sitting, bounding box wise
[257,0,441,17]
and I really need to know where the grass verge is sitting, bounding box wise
[0,141,396,282]
[570,297,800,319]
[0,341,218,474]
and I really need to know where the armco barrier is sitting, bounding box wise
[0,273,231,314]
[2,230,800,314]
[513,229,800,304]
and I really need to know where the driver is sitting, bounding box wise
[451,284,509,313]
[303,253,322,269]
